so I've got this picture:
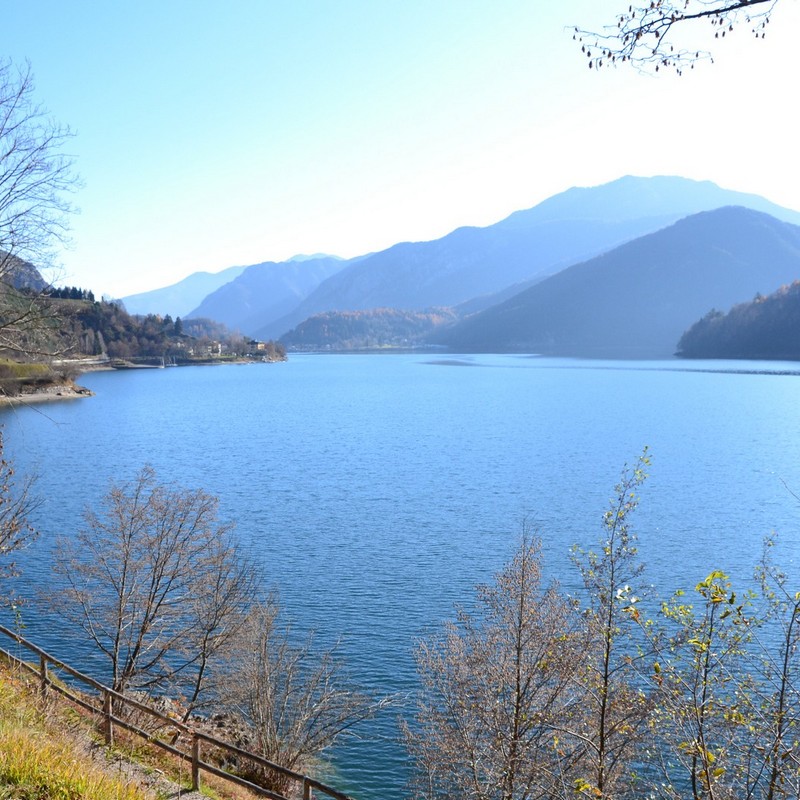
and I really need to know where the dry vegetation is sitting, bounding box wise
[0,657,270,800]
[0,661,153,800]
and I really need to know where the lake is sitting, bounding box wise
[3,353,800,798]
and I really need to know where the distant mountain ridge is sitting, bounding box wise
[499,175,796,227]
[121,254,346,320]
[120,177,800,346]
[438,206,800,358]
[123,265,248,317]
[188,255,348,333]
[255,216,663,339]
[254,176,800,340]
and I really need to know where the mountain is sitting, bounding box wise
[437,207,800,358]
[677,281,800,360]
[254,176,800,340]
[122,264,247,317]
[187,255,348,333]
[0,251,47,292]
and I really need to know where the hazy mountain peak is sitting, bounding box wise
[496,175,800,230]
[123,264,248,317]
[439,205,800,358]
[186,255,350,333]
[288,253,343,263]
[121,177,800,343]
[255,176,800,340]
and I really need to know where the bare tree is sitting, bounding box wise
[574,0,779,73]
[406,459,655,800]
[179,533,259,720]
[0,58,76,275]
[406,528,588,800]
[567,449,654,799]
[224,598,386,795]
[55,466,257,711]
[405,453,800,799]
[0,431,38,601]
[0,286,70,360]
[0,58,79,358]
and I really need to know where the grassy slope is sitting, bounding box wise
[0,664,152,800]
[0,660,264,800]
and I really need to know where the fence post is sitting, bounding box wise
[39,655,47,699]
[303,778,312,800]
[103,691,114,746]
[191,734,200,792]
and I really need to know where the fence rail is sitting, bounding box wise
[0,623,356,800]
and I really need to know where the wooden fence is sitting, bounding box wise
[0,623,356,800]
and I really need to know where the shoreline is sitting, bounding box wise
[0,382,94,406]
[0,355,287,407]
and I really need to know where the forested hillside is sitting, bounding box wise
[17,290,283,362]
[677,281,800,360]
[281,307,458,350]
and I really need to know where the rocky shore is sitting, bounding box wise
[0,380,94,405]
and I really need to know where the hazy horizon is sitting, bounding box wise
[6,0,800,298]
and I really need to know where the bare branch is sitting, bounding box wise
[406,526,590,799]
[223,598,386,795]
[574,0,779,74]
[0,431,38,600]
[0,58,78,273]
[54,466,258,710]
[0,58,79,362]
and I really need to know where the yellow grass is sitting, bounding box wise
[0,670,152,800]
[0,359,51,380]
[0,659,263,800]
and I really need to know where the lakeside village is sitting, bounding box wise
[0,288,287,403]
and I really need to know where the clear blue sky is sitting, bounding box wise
[5,0,799,298]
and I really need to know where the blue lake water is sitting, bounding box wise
[3,352,800,798]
